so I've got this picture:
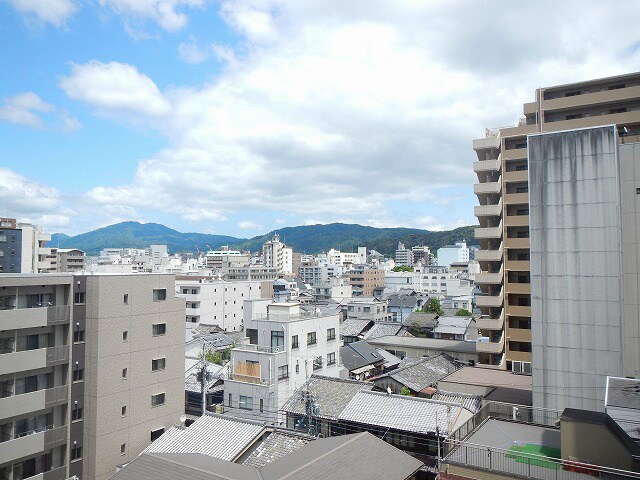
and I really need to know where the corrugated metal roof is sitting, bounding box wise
[144,414,265,461]
[339,390,472,435]
[432,390,483,413]
[280,375,374,420]
[606,376,640,410]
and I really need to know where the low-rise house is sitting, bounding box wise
[115,431,423,480]
[363,321,403,340]
[339,317,373,344]
[340,340,386,380]
[368,335,480,365]
[344,297,392,321]
[432,316,478,341]
[438,365,532,405]
[371,354,461,396]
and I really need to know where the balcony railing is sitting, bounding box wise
[476,334,504,354]
[47,305,70,325]
[226,373,272,386]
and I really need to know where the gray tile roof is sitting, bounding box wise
[433,316,472,335]
[280,375,374,420]
[606,376,640,410]
[340,340,385,371]
[144,414,265,461]
[404,312,439,328]
[339,318,372,337]
[432,390,483,413]
[371,354,460,392]
[363,322,402,340]
[374,348,402,369]
[242,431,313,468]
[339,390,473,435]
[114,433,423,480]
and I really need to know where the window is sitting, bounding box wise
[71,445,82,461]
[72,407,83,421]
[121,444,126,455]
[123,294,129,304]
[122,368,128,379]
[291,335,299,349]
[122,406,127,416]
[123,331,128,341]
[152,323,166,336]
[239,395,253,410]
[295,361,300,374]
[153,289,167,301]
[150,428,164,442]
[228,393,232,407]
[151,393,165,407]
[327,352,336,365]
[271,330,284,349]
[74,292,85,304]
[152,358,166,371]
[327,328,336,341]
[312,356,323,370]
[307,332,317,345]
[260,399,264,413]
[73,330,85,343]
[278,365,289,380]
[73,368,84,382]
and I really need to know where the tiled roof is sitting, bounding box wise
[371,354,460,392]
[404,312,439,328]
[185,360,225,393]
[144,414,265,461]
[280,375,374,420]
[340,340,385,371]
[242,431,313,468]
[339,318,372,337]
[339,390,473,435]
[374,348,402,369]
[432,390,483,413]
[433,316,472,335]
[363,322,402,340]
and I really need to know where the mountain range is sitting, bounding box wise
[50,221,478,256]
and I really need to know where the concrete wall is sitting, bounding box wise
[83,274,185,480]
[530,126,624,411]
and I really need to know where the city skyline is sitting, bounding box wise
[1,1,640,237]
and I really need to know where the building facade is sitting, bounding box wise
[346,266,385,297]
[262,235,293,275]
[473,72,640,370]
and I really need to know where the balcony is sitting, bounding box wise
[507,328,532,343]
[0,385,68,421]
[473,157,501,173]
[0,305,70,330]
[473,135,500,150]
[504,192,528,204]
[476,334,505,354]
[477,312,504,331]
[506,350,532,362]
[506,282,530,294]
[476,288,503,308]
[475,222,502,240]
[504,237,530,249]
[0,425,67,466]
[503,147,527,161]
[475,268,503,285]
[474,201,502,217]
[47,305,70,325]
[474,244,503,262]
[0,348,47,376]
[504,214,529,227]
[473,177,502,195]
[504,170,528,183]
[46,346,69,366]
[506,259,530,271]
[506,305,531,317]
[542,85,640,112]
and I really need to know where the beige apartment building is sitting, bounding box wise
[473,72,640,370]
[346,266,385,297]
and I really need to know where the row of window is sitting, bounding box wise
[72,323,166,345]
[74,289,167,305]
[289,328,335,348]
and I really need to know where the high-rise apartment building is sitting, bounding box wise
[0,273,185,480]
[0,220,55,274]
[473,72,640,371]
[262,234,293,274]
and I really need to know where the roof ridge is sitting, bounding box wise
[146,453,255,480]
[357,389,466,408]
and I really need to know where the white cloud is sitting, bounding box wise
[238,220,263,230]
[75,0,640,232]
[8,0,77,27]
[60,61,171,117]
[98,0,205,32]
[0,92,81,131]
[178,37,212,64]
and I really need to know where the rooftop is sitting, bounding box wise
[368,335,479,354]
[340,340,385,371]
[371,354,461,392]
[241,431,313,468]
[339,318,373,337]
[363,321,402,340]
[431,391,483,413]
[606,376,640,411]
[439,366,532,390]
[280,375,374,420]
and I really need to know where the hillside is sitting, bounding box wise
[50,221,478,256]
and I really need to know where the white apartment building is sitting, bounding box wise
[384,270,423,293]
[262,234,293,274]
[344,298,392,322]
[394,243,414,267]
[416,265,474,297]
[204,249,248,270]
[176,279,269,331]
[326,247,367,267]
[224,300,341,422]
[436,241,470,268]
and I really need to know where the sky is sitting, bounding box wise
[1,1,640,239]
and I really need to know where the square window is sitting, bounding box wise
[73,368,84,382]
[71,445,82,461]
[327,328,336,341]
[327,352,336,365]
[73,330,85,343]
[239,395,253,410]
[152,358,166,371]
[152,323,166,336]
[151,393,165,407]
[72,406,83,421]
[307,332,317,345]
[122,368,128,379]
[74,292,85,304]
[291,335,299,349]
[152,289,167,301]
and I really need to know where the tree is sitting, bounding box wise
[455,308,472,317]
[204,346,233,365]
[392,266,414,272]
[424,297,444,315]
[400,386,411,396]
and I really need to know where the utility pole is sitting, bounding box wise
[198,344,209,416]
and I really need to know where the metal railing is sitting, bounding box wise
[47,305,70,325]
[226,373,272,386]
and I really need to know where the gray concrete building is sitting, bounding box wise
[0,274,73,480]
[529,125,640,411]
[55,250,86,273]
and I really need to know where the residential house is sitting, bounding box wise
[340,341,386,380]
[432,316,478,341]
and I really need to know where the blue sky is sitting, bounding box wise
[1,1,640,238]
